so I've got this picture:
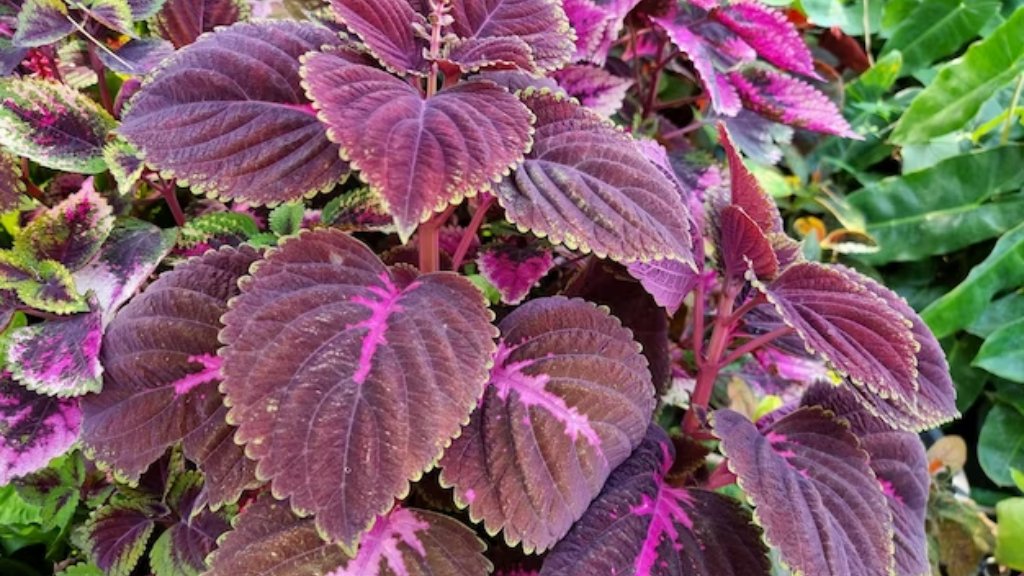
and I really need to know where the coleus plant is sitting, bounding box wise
[0,0,958,574]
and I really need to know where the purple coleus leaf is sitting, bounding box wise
[330,0,427,75]
[85,501,160,576]
[83,0,134,36]
[0,374,82,485]
[718,204,778,280]
[220,229,497,551]
[497,92,694,264]
[714,108,793,165]
[119,21,350,206]
[718,123,783,235]
[712,407,894,576]
[541,425,770,576]
[303,52,533,242]
[7,302,103,396]
[476,240,553,304]
[445,36,537,73]
[440,296,655,553]
[447,0,575,72]
[728,68,858,138]
[802,384,930,576]
[11,0,74,48]
[153,0,248,48]
[627,259,702,315]
[128,0,167,20]
[711,0,817,78]
[16,180,114,272]
[81,246,260,509]
[96,38,175,76]
[551,64,633,117]
[563,0,641,64]
[0,151,23,211]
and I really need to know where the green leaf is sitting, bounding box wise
[12,0,74,48]
[968,291,1024,337]
[948,335,988,412]
[0,484,42,527]
[848,146,1024,263]
[13,452,85,533]
[267,202,303,237]
[979,401,1024,486]
[996,497,1024,570]
[178,212,258,248]
[880,0,1000,75]
[891,7,1024,144]
[57,564,104,576]
[847,51,903,102]
[103,140,144,197]
[14,259,88,314]
[1012,468,1024,492]
[974,318,1024,382]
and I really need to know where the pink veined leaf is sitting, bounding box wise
[0,151,23,212]
[728,68,859,138]
[439,296,655,553]
[476,240,554,304]
[220,229,497,551]
[497,92,694,264]
[153,0,248,48]
[563,0,642,64]
[718,204,779,280]
[302,52,534,242]
[7,302,104,397]
[15,180,114,272]
[81,246,260,509]
[551,64,633,117]
[447,0,575,72]
[802,384,930,576]
[0,375,82,485]
[11,0,74,47]
[712,0,817,78]
[330,0,427,74]
[444,36,537,73]
[718,123,784,234]
[119,21,351,206]
[713,407,895,576]
[540,424,770,575]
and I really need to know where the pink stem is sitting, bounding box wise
[450,195,494,270]
[683,283,739,436]
[717,326,796,369]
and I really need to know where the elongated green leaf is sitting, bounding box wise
[979,401,1024,486]
[922,222,1024,338]
[880,0,999,75]
[973,318,1024,382]
[968,292,1024,338]
[848,146,1024,263]
[891,8,1024,143]
[997,498,1024,571]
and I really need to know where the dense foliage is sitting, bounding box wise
[0,0,1020,574]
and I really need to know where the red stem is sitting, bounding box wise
[690,277,706,364]
[418,205,455,273]
[717,326,796,369]
[642,36,668,119]
[450,195,494,270]
[156,179,185,227]
[660,120,709,140]
[683,283,739,435]
[19,158,44,201]
[727,293,767,325]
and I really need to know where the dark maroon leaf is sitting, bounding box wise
[81,246,260,508]
[541,425,770,576]
[475,69,561,94]
[16,180,113,272]
[477,241,553,304]
[0,149,24,212]
[0,375,81,484]
[439,296,655,553]
[97,38,174,76]
[728,68,858,138]
[303,53,533,241]
[85,502,159,576]
[712,0,817,78]
[447,0,575,71]
[496,92,694,264]
[444,36,536,73]
[11,0,74,47]
[329,0,426,74]
[119,21,350,206]
[718,204,777,280]
[718,124,783,234]
[551,64,633,117]
[712,408,894,576]
[151,471,231,576]
[220,229,497,550]
[8,304,103,396]
[627,259,701,314]
[802,384,930,576]
[153,0,247,48]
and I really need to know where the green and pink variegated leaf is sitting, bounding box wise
[12,0,73,47]
[440,296,654,553]
[16,180,114,271]
[7,303,103,396]
[0,78,117,173]
[303,52,534,242]
[85,502,159,576]
[551,64,632,117]
[329,0,426,75]
[0,253,88,314]
[102,140,145,196]
[541,425,770,576]
[0,375,82,485]
[563,0,641,64]
[476,240,553,305]
[713,407,894,576]
[802,384,930,576]
[448,0,575,72]
[712,0,817,78]
[220,229,497,551]
[82,246,259,508]
[72,218,176,327]
[497,93,693,264]
[119,21,350,205]
[728,69,858,138]
[0,151,23,211]
[153,0,249,48]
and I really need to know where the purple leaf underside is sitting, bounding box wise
[551,64,633,117]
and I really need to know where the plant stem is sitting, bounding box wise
[156,179,185,227]
[660,120,709,140]
[20,158,45,201]
[418,212,444,273]
[683,283,739,435]
[862,0,874,66]
[690,277,706,364]
[1001,74,1024,145]
[87,43,113,114]
[450,195,494,270]
[717,326,796,369]
[726,293,767,325]
[642,36,668,119]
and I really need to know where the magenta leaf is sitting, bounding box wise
[16,181,114,272]
[7,303,103,396]
[476,240,553,304]
[551,64,633,117]
[728,68,858,137]
[303,53,533,241]
[497,92,694,264]
[439,296,655,553]
[220,229,497,550]
[712,0,816,78]
[85,501,160,576]
[12,0,74,47]
[802,384,930,576]
[447,0,575,72]
[712,407,894,576]
[541,425,770,576]
[81,246,260,508]
[329,0,426,74]
[0,375,81,485]
[718,204,778,280]
[563,0,642,64]
[119,21,350,205]
[0,255,88,314]
[153,0,248,48]
[0,151,23,211]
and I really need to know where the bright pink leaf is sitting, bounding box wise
[728,68,859,137]
[476,241,554,304]
[15,180,114,272]
[8,303,103,397]
[713,0,817,78]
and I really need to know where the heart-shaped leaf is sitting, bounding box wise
[541,425,770,576]
[220,229,497,551]
[496,92,694,264]
[728,68,857,138]
[712,0,816,78]
[712,407,894,576]
[16,181,114,271]
[303,52,534,241]
[329,0,426,74]
[476,240,553,304]
[119,21,350,205]
[440,296,655,553]
[12,0,73,47]
[445,36,536,73]
[448,0,574,71]
[0,375,82,484]
[153,0,248,48]
[7,303,103,396]
[82,246,260,509]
